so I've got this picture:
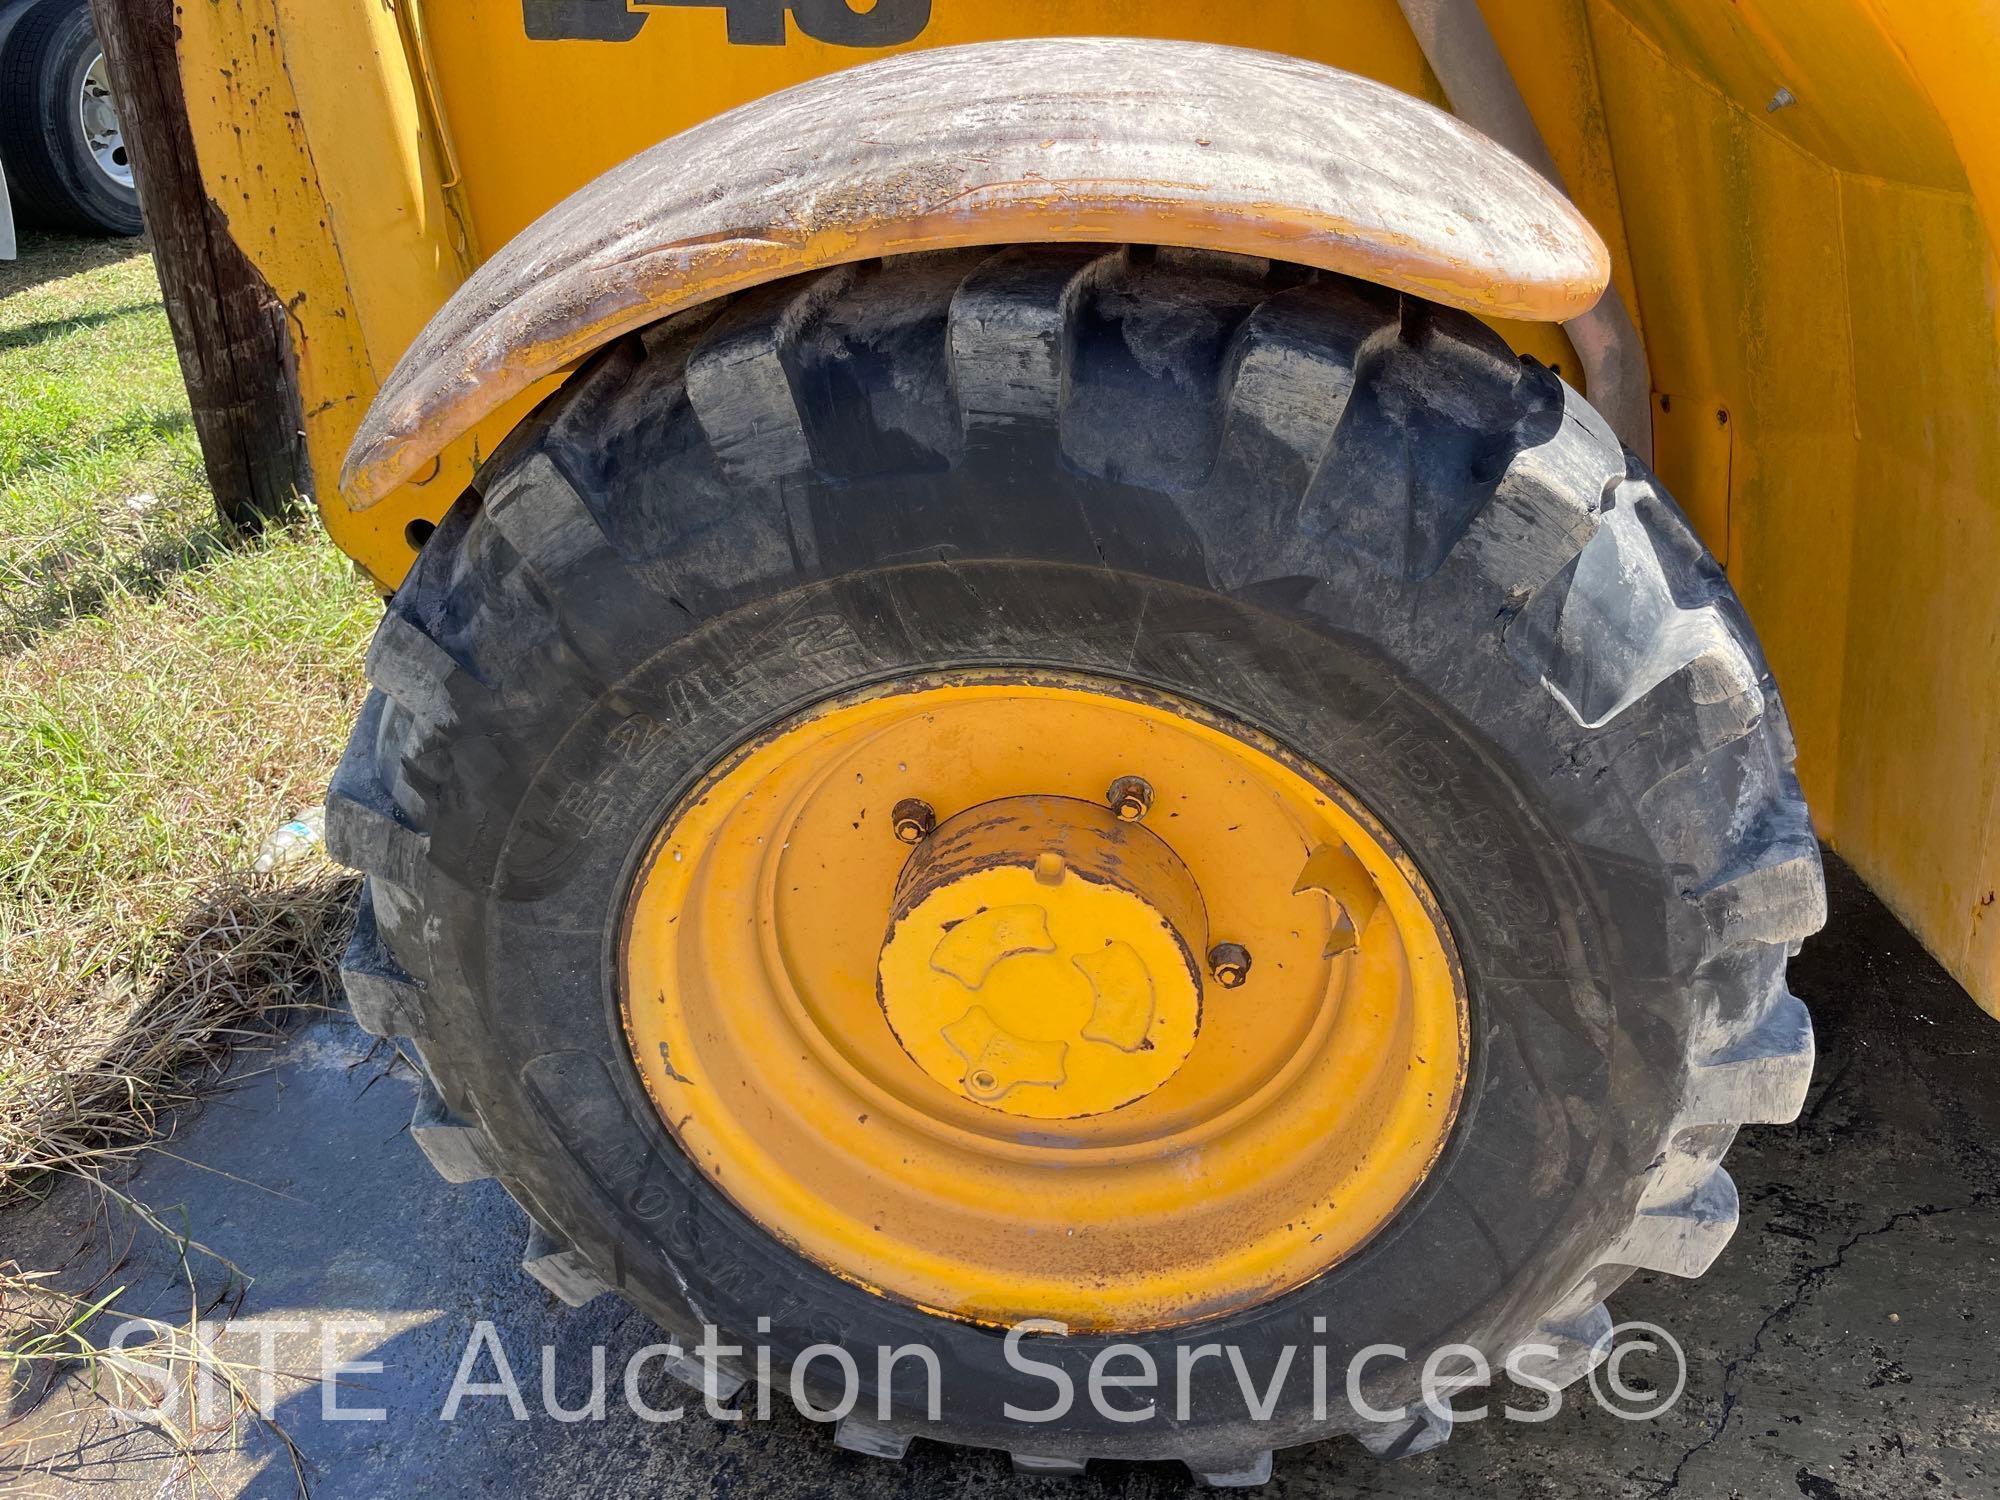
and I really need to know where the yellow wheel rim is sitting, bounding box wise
[620,672,1468,1331]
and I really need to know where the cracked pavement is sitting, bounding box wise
[4,852,1996,1498]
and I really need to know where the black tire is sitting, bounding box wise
[0,0,141,236]
[329,247,1820,1477]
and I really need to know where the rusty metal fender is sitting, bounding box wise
[341,37,1610,507]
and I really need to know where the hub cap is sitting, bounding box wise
[877,795,1207,1118]
[78,53,132,191]
[620,673,1468,1330]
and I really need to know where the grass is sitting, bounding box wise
[0,235,217,647]
[0,229,377,1203]
[0,230,370,1487]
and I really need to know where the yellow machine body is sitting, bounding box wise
[174,1,2000,1017]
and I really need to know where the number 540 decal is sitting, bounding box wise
[525,0,932,46]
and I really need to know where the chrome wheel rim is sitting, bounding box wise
[78,51,132,191]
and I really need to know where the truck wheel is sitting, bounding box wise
[0,0,142,237]
[330,247,1819,1476]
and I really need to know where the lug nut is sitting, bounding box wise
[891,798,935,845]
[1208,942,1252,989]
[1107,775,1154,822]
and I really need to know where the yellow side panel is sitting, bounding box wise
[1872,0,2000,265]
[175,0,484,572]
[1836,179,2000,1004]
[422,1,1444,254]
[1590,0,2000,1015]
[1650,393,1732,566]
[1603,0,1965,190]
[1590,2,1861,833]
[267,0,467,364]
[172,0,372,538]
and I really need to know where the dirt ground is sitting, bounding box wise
[4,851,1996,1498]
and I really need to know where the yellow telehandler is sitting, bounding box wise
[89,0,2000,1480]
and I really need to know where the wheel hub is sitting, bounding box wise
[78,53,132,191]
[877,795,1206,1118]
[619,672,1469,1330]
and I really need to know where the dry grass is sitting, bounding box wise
[1,873,358,1202]
[0,228,377,1495]
[2,1243,311,1495]
[0,230,376,1203]
[0,229,373,1493]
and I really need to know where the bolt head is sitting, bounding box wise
[1107,775,1154,822]
[1208,942,1251,989]
[891,798,935,845]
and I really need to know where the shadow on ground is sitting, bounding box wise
[0,300,163,355]
[3,853,1994,1498]
[0,232,149,301]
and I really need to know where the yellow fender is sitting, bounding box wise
[342,36,1608,507]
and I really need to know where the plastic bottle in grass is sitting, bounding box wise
[253,807,325,874]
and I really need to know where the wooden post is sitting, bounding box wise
[87,0,310,529]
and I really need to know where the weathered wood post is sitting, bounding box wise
[86,0,310,529]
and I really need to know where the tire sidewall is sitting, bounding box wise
[19,3,141,235]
